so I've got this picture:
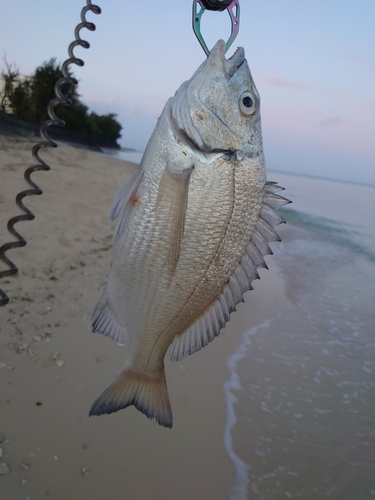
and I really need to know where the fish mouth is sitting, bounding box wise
[169,40,246,154]
[211,39,245,77]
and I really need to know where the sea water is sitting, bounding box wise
[224,172,375,499]
[104,149,144,165]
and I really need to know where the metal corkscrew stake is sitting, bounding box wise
[0,0,101,306]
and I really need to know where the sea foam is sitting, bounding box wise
[223,319,276,500]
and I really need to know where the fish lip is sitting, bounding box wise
[225,46,246,77]
[211,39,246,77]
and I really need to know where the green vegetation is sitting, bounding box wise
[0,58,19,112]
[1,57,122,146]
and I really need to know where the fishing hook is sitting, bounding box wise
[0,0,101,307]
[192,0,240,56]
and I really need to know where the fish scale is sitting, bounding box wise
[167,161,265,330]
[89,40,290,427]
[143,159,231,311]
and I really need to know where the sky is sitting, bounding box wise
[1,0,374,185]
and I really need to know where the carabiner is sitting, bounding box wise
[192,0,240,56]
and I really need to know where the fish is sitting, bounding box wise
[89,39,290,428]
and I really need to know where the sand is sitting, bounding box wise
[0,133,292,499]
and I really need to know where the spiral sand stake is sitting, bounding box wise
[0,0,101,306]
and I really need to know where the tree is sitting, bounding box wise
[4,57,122,146]
[0,56,19,112]
[8,79,32,120]
[28,58,79,123]
[90,112,122,143]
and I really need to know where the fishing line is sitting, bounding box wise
[0,0,101,307]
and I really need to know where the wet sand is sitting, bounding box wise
[0,134,291,499]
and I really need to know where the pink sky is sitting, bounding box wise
[1,0,374,184]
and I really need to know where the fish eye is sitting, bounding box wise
[239,91,256,115]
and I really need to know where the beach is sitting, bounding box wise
[1,134,374,500]
[0,134,285,499]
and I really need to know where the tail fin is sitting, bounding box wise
[89,368,173,428]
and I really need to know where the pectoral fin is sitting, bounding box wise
[111,169,144,242]
[155,161,192,277]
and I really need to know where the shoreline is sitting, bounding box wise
[0,111,122,152]
[0,136,247,500]
[0,133,291,499]
[2,134,374,500]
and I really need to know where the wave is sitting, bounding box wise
[280,207,375,263]
[223,318,277,500]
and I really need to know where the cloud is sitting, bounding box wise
[264,75,312,90]
[319,116,342,127]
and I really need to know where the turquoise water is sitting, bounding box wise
[224,172,375,499]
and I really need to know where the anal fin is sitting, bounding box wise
[90,286,128,346]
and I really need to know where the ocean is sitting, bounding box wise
[224,172,375,499]
[108,148,374,498]
[103,148,144,166]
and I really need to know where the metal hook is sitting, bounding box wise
[192,0,240,56]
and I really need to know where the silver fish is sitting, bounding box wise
[89,39,289,427]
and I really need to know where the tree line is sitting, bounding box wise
[0,57,122,146]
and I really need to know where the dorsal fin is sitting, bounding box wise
[169,182,290,361]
